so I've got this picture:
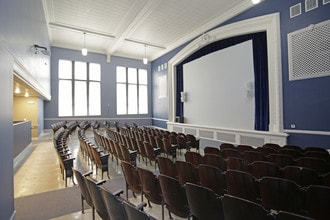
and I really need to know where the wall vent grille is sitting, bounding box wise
[290,3,302,18]
[305,0,318,12]
[288,20,330,81]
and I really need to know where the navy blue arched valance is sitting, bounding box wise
[176,32,269,131]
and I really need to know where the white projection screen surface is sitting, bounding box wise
[183,40,255,130]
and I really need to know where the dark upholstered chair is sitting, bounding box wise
[283,145,303,152]
[204,146,221,155]
[185,182,225,220]
[220,143,235,150]
[278,148,303,159]
[203,153,227,171]
[255,146,276,156]
[226,157,250,172]
[266,154,295,168]
[175,160,199,185]
[225,169,260,203]
[99,186,127,220]
[144,141,161,167]
[198,164,227,195]
[72,168,94,217]
[220,148,242,159]
[296,157,330,174]
[186,134,200,152]
[162,138,177,160]
[122,200,157,220]
[259,177,305,214]
[281,165,321,187]
[137,167,164,220]
[237,144,254,153]
[243,150,266,163]
[158,174,189,219]
[304,185,330,220]
[250,161,281,179]
[157,155,178,179]
[223,194,273,220]
[263,143,281,151]
[184,151,204,166]
[84,176,109,220]
[121,161,142,200]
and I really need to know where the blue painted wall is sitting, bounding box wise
[0,0,50,218]
[151,0,330,148]
[44,47,153,128]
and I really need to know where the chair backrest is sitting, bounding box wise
[204,146,221,155]
[303,151,330,162]
[304,185,330,220]
[283,145,303,152]
[84,176,109,219]
[175,160,199,185]
[184,151,204,166]
[259,177,304,214]
[137,167,163,205]
[278,148,303,159]
[243,150,266,163]
[226,157,250,172]
[296,157,329,174]
[221,149,242,159]
[157,156,178,178]
[304,146,328,154]
[250,161,280,179]
[185,182,225,220]
[255,147,276,156]
[99,186,126,220]
[186,134,199,150]
[203,153,227,171]
[223,194,273,220]
[263,143,281,151]
[122,200,156,220]
[266,154,295,168]
[225,169,260,203]
[121,161,142,198]
[220,143,235,150]
[198,164,226,195]
[281,165,321,187]
[72,168,94,208]
[237,144,254,154]
[158,174,190,218]
[176,135,187,150]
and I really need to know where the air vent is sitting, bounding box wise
[305,0,318,12]
[324,0,330,5]
[288,20,330,81]
[290,3,301,18]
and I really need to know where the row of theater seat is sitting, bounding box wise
[72,168,156,220]
[121,158,329,220]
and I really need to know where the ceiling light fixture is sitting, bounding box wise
[143,44,148,65]
[82,32,88,56]
[24,90,29,97]
[252,0,261,4]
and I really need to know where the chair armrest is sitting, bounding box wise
[83,171,93,177]
[113,189,124,197]
[136,202,147,211]
[96,179,107,185]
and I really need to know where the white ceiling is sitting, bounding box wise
[42,0,256,61]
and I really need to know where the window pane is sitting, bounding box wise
[139,69,148,84]
[128,68,137,84]
[74,81,87,116]
[139,85,148,114]
[116,66,126,83]
[89,82,101,115]
[58,60,72,79]
[117,84,127,114]
[58,80,72,116]
[89,63,101,81]
[75,61,87,80]
[128,84,137,114]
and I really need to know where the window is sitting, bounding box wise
[116,66,148,115]
[58,60,101,116]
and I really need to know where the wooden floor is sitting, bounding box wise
[14,128,186,220]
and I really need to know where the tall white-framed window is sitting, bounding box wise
[116,66,148,115]
[58,59,101,116]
